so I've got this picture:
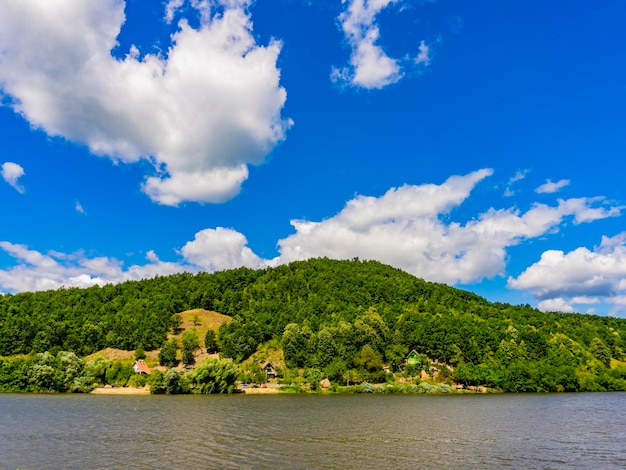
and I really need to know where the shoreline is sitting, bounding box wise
[91,386,151,395]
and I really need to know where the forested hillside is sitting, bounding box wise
[1,258,626,392]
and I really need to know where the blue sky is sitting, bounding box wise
[1,0,625,315]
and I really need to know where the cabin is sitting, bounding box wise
[132,359,152,375]
[405,350,420,366]
[260,361,278,379]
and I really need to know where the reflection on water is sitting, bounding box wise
[1,393,625,469]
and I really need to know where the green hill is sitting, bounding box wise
[1,258,626,392]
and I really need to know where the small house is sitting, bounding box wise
[405,350,420,366]
[260,361,278,379]
[132,359,152,375]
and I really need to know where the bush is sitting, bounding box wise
[148,370,165,394]
[417,382,435,393]
[128,374,148,387]
[163,368,187,394]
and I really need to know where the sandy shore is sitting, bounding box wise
[91,386,151,395]
[240,387,281,394]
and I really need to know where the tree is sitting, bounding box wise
[182,331,200,366]
[134,344,146,361]
[163,368,186,394]
[204,329,219,354]
[305,368,323,391]
[147,369,165,394]
[188,358,238,394]
[590,337,611,368]
[353,345,383,372]
[159,339,178,367]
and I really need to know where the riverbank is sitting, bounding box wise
[91,386,151,395]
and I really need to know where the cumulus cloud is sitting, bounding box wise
[179,227,264,272]
[509,233,626,314]
[0,226,268,293]
[536,178,570,194]
[276,170,621,284]
[1,162,25,193]
[1,170,623,299]
[0,242,186,293]
[332,0,428,89]
[0,0,291,205]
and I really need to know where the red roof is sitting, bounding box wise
[133,359,151,375]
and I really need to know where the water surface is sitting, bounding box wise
[1,393,625,469]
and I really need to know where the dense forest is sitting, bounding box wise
[1,258,626,392]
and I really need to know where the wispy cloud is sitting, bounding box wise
[536,178,570,194]
[503,169,528,197]
[1,162,25,194]
[75,201,86,215]
[332,0,429,89]
[415,40,430,65]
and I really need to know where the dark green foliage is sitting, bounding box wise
[147,370,165,394]
[181,331,200,366]
[204,329,219,353]
[1,258,626,393]
[163,368,187,394]
[134,344,146,361]
[187,358,238,393]
[305,368,323,391]
[159,339,178,367]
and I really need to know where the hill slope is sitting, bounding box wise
[1,258,625,391]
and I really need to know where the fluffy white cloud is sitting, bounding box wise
[536,178,570,194]
[276,170,621,284]
[332,0,428,89]
[537,298,576,313]
[1,170,622,302]
[180,227,264,272]
[0,226,268,293]
[509,233,626,313]
[0,0,291,205]
[1,162,25,194]
[0,242,185,293]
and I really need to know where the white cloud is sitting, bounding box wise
[1,162,25,193]
[165,0,186,23]
[276,170,621,284]
[0,226,268,293]
[503,169,528,197]
[0,0,291,205]
[509,233,626,300]
[332,0,428,89]
[0,242,185,293]
[415,40,430,65]
[536,178,570,194]
[537,298,575,313]
[75,201,86,214]
[180,227,264,272]
[0,170,622,300]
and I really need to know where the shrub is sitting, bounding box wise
[128,374,148,387]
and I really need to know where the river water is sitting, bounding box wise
[1,392,625,469]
